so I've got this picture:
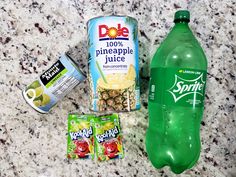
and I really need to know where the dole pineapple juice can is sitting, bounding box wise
[22,54,86,113]
[87,16,140,112]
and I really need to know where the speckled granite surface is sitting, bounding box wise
[0,0,235,176]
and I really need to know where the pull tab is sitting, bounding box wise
[25,89,36,102]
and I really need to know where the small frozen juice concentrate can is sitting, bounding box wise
[23,54,86,113]
[87,16,140,112]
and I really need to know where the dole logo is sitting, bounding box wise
[99,24,129,39]
[168,73,205,102]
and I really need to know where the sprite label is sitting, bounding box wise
[149,68,207,107]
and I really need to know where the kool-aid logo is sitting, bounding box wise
[96,126,119,143]
[70,127,93,140]
[98,24,129,41]
[168,73,205,102]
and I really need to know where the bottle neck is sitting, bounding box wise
[166,21,194,42]
[170,22,191,33]
[174,21,189,28]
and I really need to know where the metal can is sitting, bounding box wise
[23,54,86,113]
[87,16,140,112]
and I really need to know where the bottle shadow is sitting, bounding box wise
[138,40,151,107]
[66,40,88,76]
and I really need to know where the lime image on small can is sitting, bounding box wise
[22,54,86,113]
[87,15,140,112]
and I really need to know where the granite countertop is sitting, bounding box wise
[0,0,235,176]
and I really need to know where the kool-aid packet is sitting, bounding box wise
[93,113,124,161]
[67,114,95,159]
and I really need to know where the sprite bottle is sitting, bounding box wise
[146,10,207,174]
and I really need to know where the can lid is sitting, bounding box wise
[174,10,190,23]
[22,90,48,114]
[87,15,138,26]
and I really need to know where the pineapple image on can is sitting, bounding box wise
[87,16,140,112]
[97,65,136,111]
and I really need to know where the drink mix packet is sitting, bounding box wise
[67,114,95,159]
[93,113,124,161]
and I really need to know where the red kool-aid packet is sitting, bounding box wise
[67,114,94,159]
[93,114,124,161]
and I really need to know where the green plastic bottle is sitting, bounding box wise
[146,10,207,174]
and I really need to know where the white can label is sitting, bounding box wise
[88,16,140,112]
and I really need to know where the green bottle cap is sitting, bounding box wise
[174,10,190,23]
